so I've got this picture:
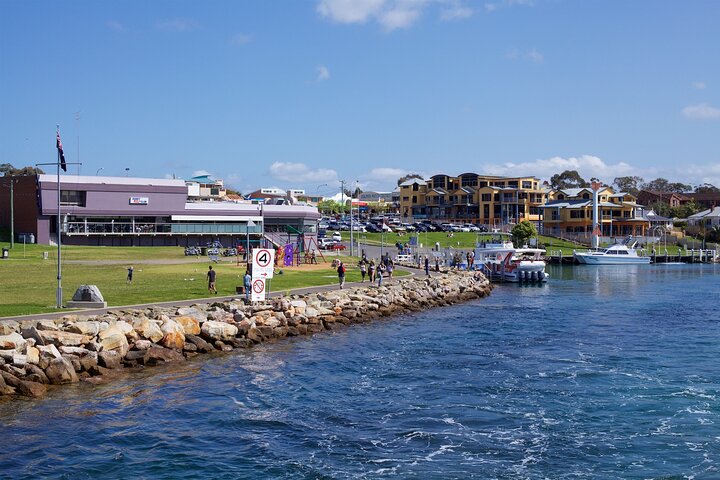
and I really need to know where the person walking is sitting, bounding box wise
[377,262,385,286]
[337,261,346,289]
[368,260,376,283]
[207,265,217,295]
[424,255,430,276]
[126,265,134,284]
[387,259,394,279]
[243,269,252,303]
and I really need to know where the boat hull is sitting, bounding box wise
[577,254,651,265]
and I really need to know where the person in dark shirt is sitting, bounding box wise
[127,266,134,284]
[207,266,217,294]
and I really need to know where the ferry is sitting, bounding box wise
[474,231,549,282]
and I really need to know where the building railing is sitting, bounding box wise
[65,221,263,236]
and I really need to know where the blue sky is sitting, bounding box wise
[1,0,719,196]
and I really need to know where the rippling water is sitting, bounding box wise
[1,264,720,479]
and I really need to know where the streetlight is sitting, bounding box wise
[125,167,130,177]
[96,167,103,176]
[316,183,327,203]
[246,219,256,265]
[1,178,17,248]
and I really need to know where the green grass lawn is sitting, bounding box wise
[0,242,407,317]
[349,231,685,256]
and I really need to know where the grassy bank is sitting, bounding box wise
[0,242,400,317]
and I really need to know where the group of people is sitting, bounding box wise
[334,256,395,289]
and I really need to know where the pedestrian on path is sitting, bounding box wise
[127,266,134,284]
[359,260,367,282]
[243,270,252,302]
[337,261,346,289]
[424,256,430,276]
[207,265,217,294]
[368,260,376,283]
[377,263,385,286]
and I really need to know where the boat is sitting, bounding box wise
[473,231,549,282]
[573,238,651,265]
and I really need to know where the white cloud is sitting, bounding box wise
[230,33,252,46]
[692,81,706,90]
[317,0,473,31]
[682,103,720,120]
[485,0,533,13]
[316,65,330,81]
[269,162,338,183]
[106,21,125,32]
[480,155,636,183]
[440,5,474,21]
[191,170,212,177]
[156,18,200,32]
[507,47,544,64]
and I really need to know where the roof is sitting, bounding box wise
[689,206,720,219]
[39,174,186,188]
[541,199,591,209]
[399,178,427,187]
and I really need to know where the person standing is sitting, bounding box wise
[207,265,217,295]
[368,260,376,283]
[337,261,346,289]
[387,259,394,279]
[243,269,252,303]
[359,260,367,282]
[126,265,134,284]
[424,256,430,276]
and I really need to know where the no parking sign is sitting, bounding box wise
[251,278,266,302]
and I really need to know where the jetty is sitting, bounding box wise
[0,271,492,399]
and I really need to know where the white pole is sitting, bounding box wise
[56,131,62,308]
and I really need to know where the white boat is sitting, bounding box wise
[573,239,651,265]
[474,231,549,282]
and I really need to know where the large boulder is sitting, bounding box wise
[65,321,102,336]
[0,371,46,397]
[45,357,79,384]
[176,307,207,324]
[145,346,185,365]
[184,334,215,353]
[160,319,185,350]
[132,318,163,343]
[98,350,122,369]
[201,321,238,342]
[98,325,129,357]
[174,316,201,335]
[0,321,20,336]
[36,330,90,348]
[0,332,26,351]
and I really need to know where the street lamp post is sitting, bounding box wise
[1,179,17,249]
[246,219,256,265]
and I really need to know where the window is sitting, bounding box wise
[402,196,409,201]
[570,210,585,218]
[479,181,488,188]
[508,181,518,188]
[582,193,590,199]
[412,196,417,204]
[481,193,492,202]
[60,190,86,207]
[522,181,532,189]
[412,183,419,191]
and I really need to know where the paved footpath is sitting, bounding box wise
[0,266,425,323]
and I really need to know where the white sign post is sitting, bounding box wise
[252,248,275,279]
[250,278,266,302]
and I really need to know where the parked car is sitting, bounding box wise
[463,224,480,232]
[365,223,381,233]
[331,231,343,242]
[318,237,337,249]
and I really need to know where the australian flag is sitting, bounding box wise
[56,131,67,172]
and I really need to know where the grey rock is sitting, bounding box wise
[45,357,79,384]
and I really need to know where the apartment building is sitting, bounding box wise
[398,173,548,226]
[541,187,650,237]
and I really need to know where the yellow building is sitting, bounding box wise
[398,173,548,226]
[541,187,650,237]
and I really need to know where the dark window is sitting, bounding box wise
[481,194,492,202]
[522,181,532,189]
[60,190,86,207]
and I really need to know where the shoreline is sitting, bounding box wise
[0,271,492,399]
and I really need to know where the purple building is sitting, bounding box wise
[0,174,320,248]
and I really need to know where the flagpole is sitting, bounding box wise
[56,125,62,308]
[36,127,79,310]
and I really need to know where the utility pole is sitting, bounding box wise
[9,179,14,249]
[340,180,345,209]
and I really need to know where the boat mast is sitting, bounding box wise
[591,181,602,249]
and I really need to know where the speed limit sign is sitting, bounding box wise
[252,248,275,279]
[251,278,266,302]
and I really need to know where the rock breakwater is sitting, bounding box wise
[0,271,491,399]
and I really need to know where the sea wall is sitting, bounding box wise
[0,271,492,399]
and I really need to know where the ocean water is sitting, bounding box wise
[1,264,719,479]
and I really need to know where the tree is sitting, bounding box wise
[549,170,588,190]
[396,173,424,186]
[0,163,43,176]
[641,178,691,193]
[317,200,348,215]
[672,200,702,219]
[511,220,537,247]
[695,183,720,193]
[613,176,643,196]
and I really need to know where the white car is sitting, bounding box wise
[318,237,337,249]
[331,231,342,242]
